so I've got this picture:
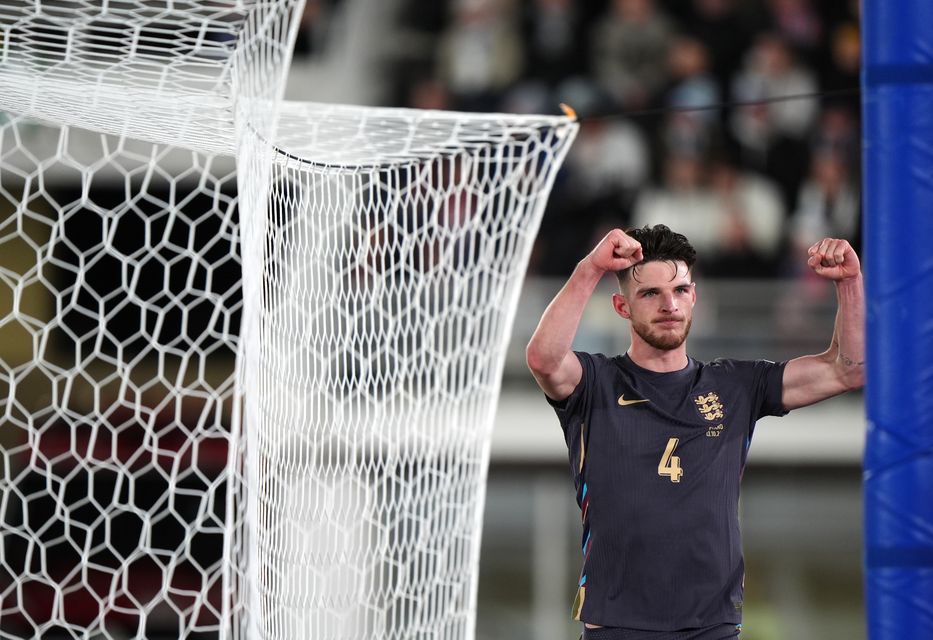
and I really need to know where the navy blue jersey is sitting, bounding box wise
[548,352,787,632]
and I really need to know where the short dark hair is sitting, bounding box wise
[615,224,697,289]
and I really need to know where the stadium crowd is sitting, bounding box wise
[299,0,862,279]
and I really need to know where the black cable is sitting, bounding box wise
[573,86,861,124]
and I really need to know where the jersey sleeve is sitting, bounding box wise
[750,358,788,419]
[545,351,599,453]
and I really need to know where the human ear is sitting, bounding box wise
[612,292,630,319]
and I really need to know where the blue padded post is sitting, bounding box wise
[862,1,933,638]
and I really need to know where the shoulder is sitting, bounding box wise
[704,357,787,377]
[700,358,789,417]
[564,352,634,398]
[574,351,619,378]
[575,350,614,365]
[703,358,788,398]
[546,351,619,413]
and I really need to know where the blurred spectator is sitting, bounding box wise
[732,34,818,143]
[811,105,859,177]
[633,144,785,277]
[766,0,822,58]
[705,154,786,277]
[567,118,650,203]
[500,0,593,116]
[521,0,586,88]
[532,117,649,276]
[777,145,858,336]
[664,36,721,129]
[632,149,722,261]
[788,150,860,272]
[730,33,817,209]
[436,0,524,111]
[684,0,755,96]
[589,0,675,110]
[389,0,862,279]
[822,22,860,93]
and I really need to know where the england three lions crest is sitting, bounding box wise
[694,392,725,421]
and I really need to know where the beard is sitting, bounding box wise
[631,315,693,351]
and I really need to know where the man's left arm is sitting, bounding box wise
[782,238,865,411]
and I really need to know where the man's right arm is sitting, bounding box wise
[526,229,643,401]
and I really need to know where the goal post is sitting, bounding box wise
[0,2,580,639]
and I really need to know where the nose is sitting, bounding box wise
[659,292,678,313]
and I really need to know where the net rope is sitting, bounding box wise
[0,2,579,638]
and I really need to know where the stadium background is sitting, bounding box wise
[286,0,863,637]
[1,0,866,638]
[306,1,864,638]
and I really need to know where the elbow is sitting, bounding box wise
[840,364,865,392]
[849,367,865,391]
[525,341,558,377]
[525,342,546,375]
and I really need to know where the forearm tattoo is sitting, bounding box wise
[839,352,865,367]
[832,339,864,367]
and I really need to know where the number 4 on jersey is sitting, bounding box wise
[658,437,684,483]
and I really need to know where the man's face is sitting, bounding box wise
[618,260,695,351]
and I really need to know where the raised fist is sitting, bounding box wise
[586,229,644,273]
[807,238,860,281]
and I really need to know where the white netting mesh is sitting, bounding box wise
[0,115,242,637]
[238,104,576,638]
[0,1,301,154]
[0,2,579,639]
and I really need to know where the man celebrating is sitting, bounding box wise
[525,225,864,639]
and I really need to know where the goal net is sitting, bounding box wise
[0,2,579,639]
[238,103,576,638]
[0,115,242,638]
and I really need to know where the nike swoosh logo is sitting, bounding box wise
[618,395,650,406]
